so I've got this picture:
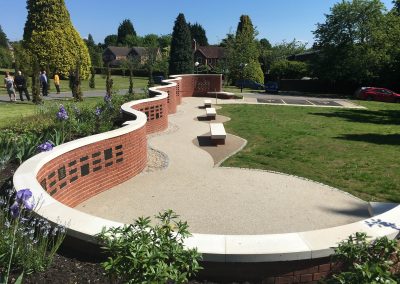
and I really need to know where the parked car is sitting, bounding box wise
[235,79,264,90]
[355,87,400,103]
[153,75,164,84]
[265,81,279,93]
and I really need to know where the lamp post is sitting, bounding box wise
[240,63,247,93]
[195,61,200,74]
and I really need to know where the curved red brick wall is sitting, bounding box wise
[36,125,147,207]
[132,98,168,134]
[177,75,222,97]
[35,74,222,209]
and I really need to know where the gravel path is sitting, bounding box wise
[76,97,369,235]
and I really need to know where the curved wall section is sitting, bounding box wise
[171,74,222,97]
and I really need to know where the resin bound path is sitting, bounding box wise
[76,97,369,235]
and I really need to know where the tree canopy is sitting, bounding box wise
[312,0,394,84]
[117,19,137,46]
[23,0,91,78]
[189,22,208,46]
[169,13,193,75]
[0,25,9,48]
[226,15,264,83]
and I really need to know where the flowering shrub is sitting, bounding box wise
[37,141,55,153]
[56,105,69,121]
[97,209,202,283]
[0,184,66,281]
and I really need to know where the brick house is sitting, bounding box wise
[192,40,226,71]
[103,46,161,67]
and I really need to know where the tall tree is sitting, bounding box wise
[117,19,137,46]
[393,0,400,14]
[104,34,118,47]
[85,34,103,67]
[189,22,208,46]
[312,0,387,84]
[226,15,264,83]
[0,25,9,48]
[169,13,193,75]
[23,0,91,78]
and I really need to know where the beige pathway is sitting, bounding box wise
[76,97,369,235]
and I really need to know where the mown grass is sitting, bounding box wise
[0,75,149,96]
[219,100,400,202]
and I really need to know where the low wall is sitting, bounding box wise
[12,73,400,281]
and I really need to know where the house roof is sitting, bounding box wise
[196,46,226,59]
[106,46,132,57]
[130,47,147,57]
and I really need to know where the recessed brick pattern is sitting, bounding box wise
[36,125,147,207]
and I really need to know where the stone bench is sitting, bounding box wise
[206,107,216,120]
[210,123,226,145]
[204,99,212,108]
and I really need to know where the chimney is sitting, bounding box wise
[192,39,197,51]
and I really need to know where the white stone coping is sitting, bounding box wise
[207,91,235,96]
[12,75,400,263]
[210,123,226,140]
[206,107,216,117]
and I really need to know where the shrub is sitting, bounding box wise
[326,232,400,284]
[97,209,202,283]
[0,184,66,282]
[270,60,308,80]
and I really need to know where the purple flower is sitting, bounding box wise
[104,94,112,103]
[56,104,69,121]
[37,141,55,152]
[16,189,34,211]
[10,202,20,218]
[95,107,102,117]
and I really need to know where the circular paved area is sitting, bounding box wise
[76,97,369,234]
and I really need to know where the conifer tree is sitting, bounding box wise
[0,25,9,48]
[117,19,137,46]
[169,13,193,75]
[31,56,42,104]
[226,15,264,83]
[189,23,209,46]
[23,0,91,79]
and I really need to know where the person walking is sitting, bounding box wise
[4,72,16,102]
[14,71,31,101]
[39,70,48,96]
[54,71,61,94]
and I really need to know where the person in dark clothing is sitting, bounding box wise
[40,71,48,96]
[14,71,31,101]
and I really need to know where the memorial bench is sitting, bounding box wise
[204,99,212,108]
[210,123,226,145]
[206,107,216,120]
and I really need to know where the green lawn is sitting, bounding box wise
[0,97,104,129]
[0,75,149,96]
[219,100,400,202]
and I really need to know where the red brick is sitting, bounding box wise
[300,274,313,283]
[313,272,328,281]
[318,263,331,272]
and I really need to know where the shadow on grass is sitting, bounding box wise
[336,133,400,146]
[311,109,400,125]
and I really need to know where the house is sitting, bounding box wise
[103,46,161,67]
[192,40,226,71]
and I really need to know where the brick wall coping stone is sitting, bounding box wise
[13,74,400,263]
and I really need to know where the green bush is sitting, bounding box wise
[270,60,308,79]
[326,232,400,284]
[97,209,202,283]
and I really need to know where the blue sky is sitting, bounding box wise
[0,0,395,46]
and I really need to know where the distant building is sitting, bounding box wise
[192,40,226,71]
[103,46,161,67]
[287,50,320,62]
